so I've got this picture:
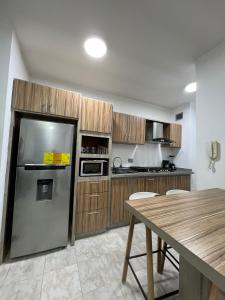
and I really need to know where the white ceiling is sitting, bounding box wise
[3,0,225,108]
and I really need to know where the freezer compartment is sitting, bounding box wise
[17,119,74,165]
[10,166,71,258]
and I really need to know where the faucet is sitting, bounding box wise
[113,157,122,169]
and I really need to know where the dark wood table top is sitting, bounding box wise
[125,188,225,291]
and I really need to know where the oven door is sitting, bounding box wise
[80,161,104,176]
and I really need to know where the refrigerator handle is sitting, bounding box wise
[24,164,69,170]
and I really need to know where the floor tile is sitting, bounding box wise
[0,277,42,300]
[0,263,10,286]
[44,247,76,273]
[82,281,124,300]
[5,256,45,285]
[41,264,82,300]
[78,252,123,294]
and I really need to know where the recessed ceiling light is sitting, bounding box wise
[184,82,197,93]
[84,37,107,58]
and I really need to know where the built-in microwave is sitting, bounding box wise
[80,159,108,177]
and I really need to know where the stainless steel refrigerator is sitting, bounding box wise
[10,118,75,258]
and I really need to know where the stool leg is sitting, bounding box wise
[146,226,155,300]
[157,237,162,273]
[122,214,135,283]
[208,284,219,300]
[159,241,167,274]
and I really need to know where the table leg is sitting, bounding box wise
[122,214,135,283]
[159,241,167,274]
[157,237,162,273]
[146,226,155,300]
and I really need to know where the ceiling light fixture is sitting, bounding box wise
[84,37,107,58]
[184,82,197,93]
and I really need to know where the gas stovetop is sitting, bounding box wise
[130,166,174,173]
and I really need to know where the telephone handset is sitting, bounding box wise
[210,141,219,160]
[209,141,220,172]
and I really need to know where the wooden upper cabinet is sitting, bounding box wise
[112,112,146,144]
[12,79,81,119]
[163,123,182,148]
[80,97,113,133]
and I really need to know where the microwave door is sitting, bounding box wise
[81,161,104,176]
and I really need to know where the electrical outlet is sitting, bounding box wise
[128,158,133,163]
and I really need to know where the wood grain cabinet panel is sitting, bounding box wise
[76,192,108,213]
[12,79,81,119]
[111,178,130,226]
[163,123,182,148]
[111,175,191,226]
[75,180,110,236]
[12,80,50,113]
[112,112,146,144]
[80,97,113,133]
[75,209,107,235]
[77,180,109,194]
[111,177,146,225]
[49,88,81,118]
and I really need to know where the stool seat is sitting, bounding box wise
[129,191,159,200]
[166,189,189,195]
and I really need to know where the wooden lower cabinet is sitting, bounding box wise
[75,209,107,235]
[75,180,109,236]
[111,175,191,226]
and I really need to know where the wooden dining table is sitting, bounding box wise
[122,188,225,300]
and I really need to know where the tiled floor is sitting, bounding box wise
[0,224,179,300]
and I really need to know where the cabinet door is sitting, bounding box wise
[112,112,146,144]
[12,80,49,113]
[111,178,130,226]
[48,89,81,118]
[112,112,128,143]
[12,79,81,119]
[80,97,113,133]
[123,177,146,222]
[75,209,107,234]
[170,124,182,148]
[145,177,159,194]
[157,176,168,195]
[164,123,182,148]
[176,175,191,191]
[127,115,146,144]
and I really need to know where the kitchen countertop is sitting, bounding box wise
[111,168,193,178]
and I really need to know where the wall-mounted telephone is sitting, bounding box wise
[209,141,220,172]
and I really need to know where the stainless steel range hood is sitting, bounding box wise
[150,122,174,144]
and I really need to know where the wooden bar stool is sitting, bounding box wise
[166,189,189,195]
[122,191,179,300]
[209,284,219,300]
[129,192,164,273]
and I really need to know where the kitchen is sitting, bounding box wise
[1,1,225,300]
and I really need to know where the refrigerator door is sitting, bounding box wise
[17,119,74,166]
[10,166,71,258]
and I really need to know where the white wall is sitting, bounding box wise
[0,30,29,256]
[196,40,225,190]
[171,101,197,189]
[0,13,12,162]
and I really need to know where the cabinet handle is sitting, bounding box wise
[89,194,100,197]
[147,178,155,181]
[87,211,100,215]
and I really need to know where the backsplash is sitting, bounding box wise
[112,143,174,167]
